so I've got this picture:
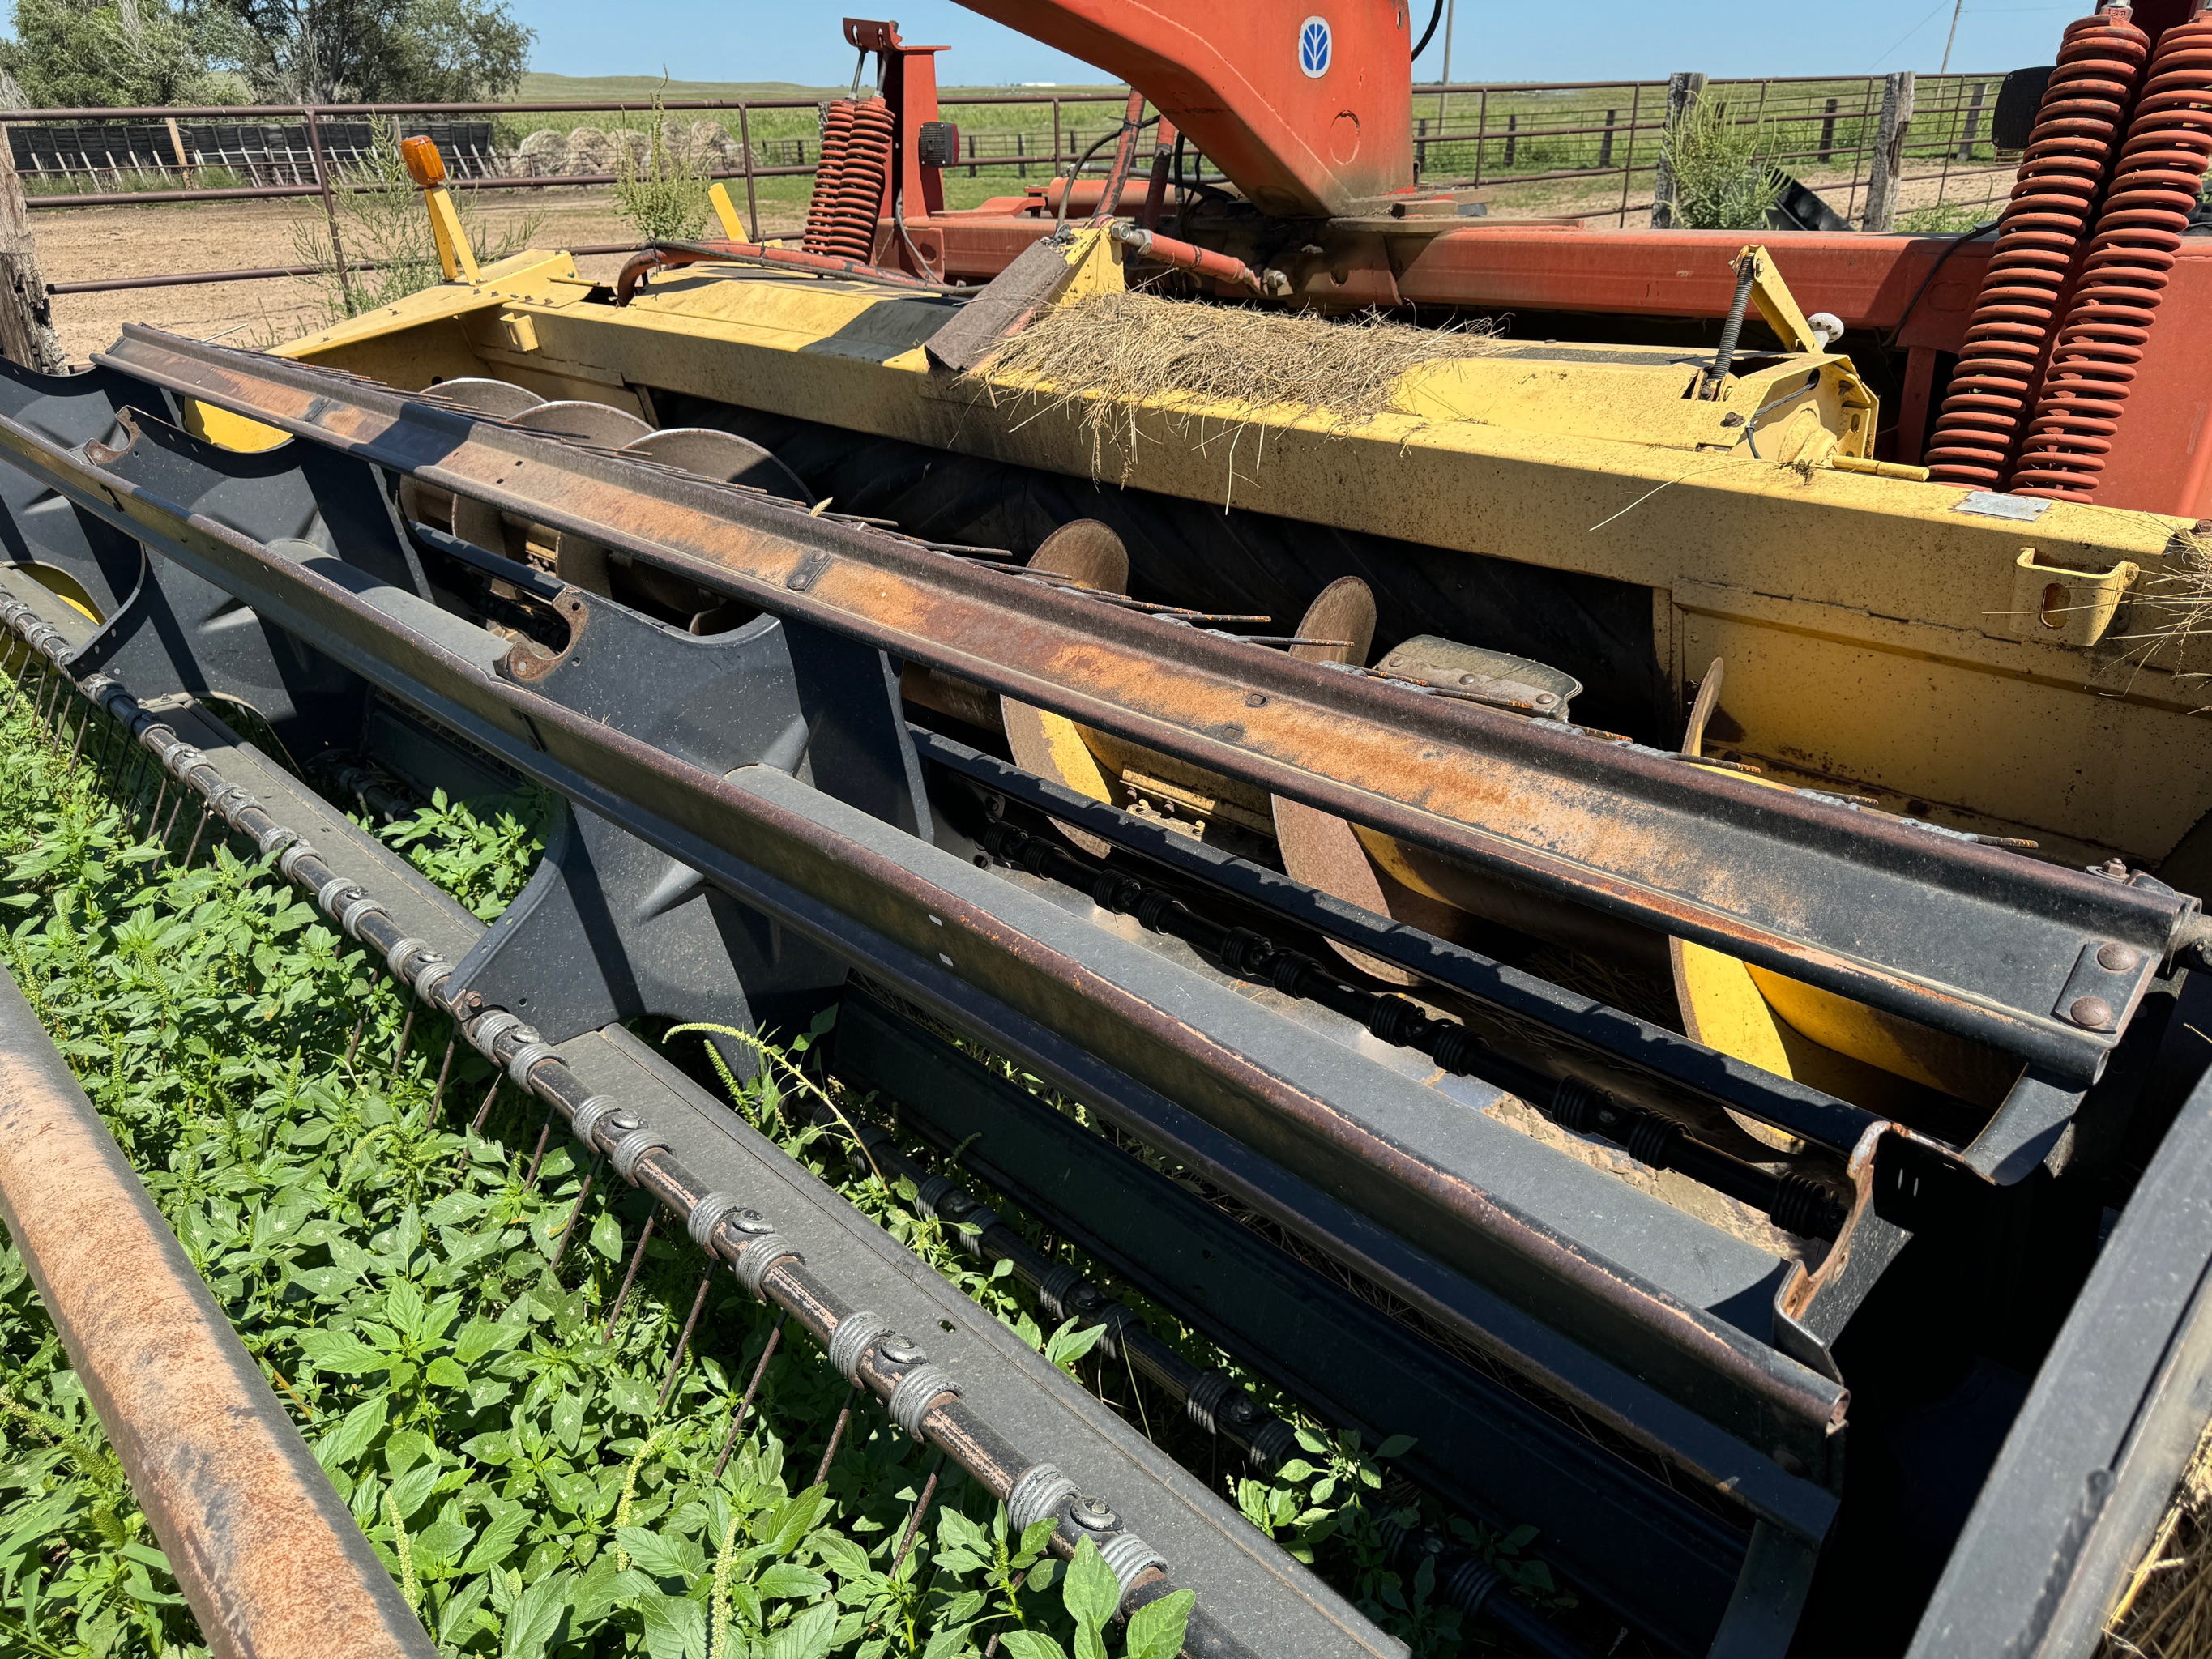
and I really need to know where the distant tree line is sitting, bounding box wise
[0,0,532,107]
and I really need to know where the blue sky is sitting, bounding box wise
[524,0,2087,85]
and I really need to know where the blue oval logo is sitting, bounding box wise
[1299,16,1331,77]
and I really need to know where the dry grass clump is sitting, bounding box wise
[2105,1417,2212,1655]
[2109,522,2212,707]
[967,289,1503,488]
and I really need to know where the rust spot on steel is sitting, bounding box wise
[502,588,591,684]
[0,967,433,1659]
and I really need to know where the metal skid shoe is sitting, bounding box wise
[439,792,845,1080]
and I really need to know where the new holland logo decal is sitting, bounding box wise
[1299,15,1332,76]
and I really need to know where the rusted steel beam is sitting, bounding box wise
[0,966,434,1659]
[80,330,2201,1084]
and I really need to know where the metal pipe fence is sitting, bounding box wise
[1408,70,2010,227]
[5,71,2015,302]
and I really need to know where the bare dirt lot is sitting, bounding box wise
[32,189,808,361]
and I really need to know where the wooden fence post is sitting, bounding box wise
[1649,70,1706,229]
[0,130,62,374]
[1958,81,1987,160]
[1864,70,1915,230]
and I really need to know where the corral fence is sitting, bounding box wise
[2,70,2013,300]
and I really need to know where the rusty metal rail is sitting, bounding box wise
[0,962,434,1659]
[84,327,2201,1086]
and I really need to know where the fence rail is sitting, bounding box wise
[6,70,2017,302]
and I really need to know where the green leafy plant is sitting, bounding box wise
[0,671,1559,1656]
[288,117,545,326]
[612,79,715,245]
[1660,94,1785,230]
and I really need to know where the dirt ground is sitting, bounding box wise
[31,188,809,361]
[28,160,2017,365]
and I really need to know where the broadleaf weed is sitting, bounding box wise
[0,682,1533,1656]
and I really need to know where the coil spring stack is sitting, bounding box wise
[1925,1,2151,487]
[800,100,856,254]
[2014,0,2212,498]
[801,96,894,262]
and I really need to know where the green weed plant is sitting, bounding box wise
[0,681,1548,1656]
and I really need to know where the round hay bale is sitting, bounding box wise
[564,126,613,176]
[515,128,566,177]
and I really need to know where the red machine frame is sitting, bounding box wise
[823,3,2212,519]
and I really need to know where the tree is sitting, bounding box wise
[0,0,241,108]
[0,0,529,107]
[214,0,530,103]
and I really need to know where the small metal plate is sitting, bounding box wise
[1952,491,2051,522]
[2051,939,2156,1033]
[786,548,834,591]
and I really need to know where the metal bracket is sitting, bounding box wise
[2052,938,2155,1037]
[443,795,844,1073]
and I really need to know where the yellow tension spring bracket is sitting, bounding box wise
[399,135,480,284]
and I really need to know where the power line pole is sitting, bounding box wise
[1940,0,1966,74]
[1440,0,1456,85]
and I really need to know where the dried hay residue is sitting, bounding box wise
[2104,1414,2212,1656]
[2110,522,2212,709]
[965,289,1504,490]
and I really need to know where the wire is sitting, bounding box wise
[1883,217,2000,347]
[1412,0,1445,59]
[1865,0,1954,72]
[1054,114,1159,233]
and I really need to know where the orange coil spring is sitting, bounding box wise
[1924,5,2149,488]
[801,100,856,255]
[2013,8,2212,499]
[817,97,895,262]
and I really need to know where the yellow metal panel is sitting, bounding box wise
[1673,940,1796,1080]
[279,259,2211,864]
[177,400,288,453]
[1673,599,2212,859]
[272,249,578,365]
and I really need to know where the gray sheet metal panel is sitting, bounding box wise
[916,731,1879,1154]
[553,1022,1405,1659]
[1907,1067,2212,1657]
[724,766,1798,1329]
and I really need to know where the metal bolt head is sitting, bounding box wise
[1223,1396,1257,1424]
[1244,692,1268,708]
[2069,995,2116,1030]
[608,1112,640,1133]
[936,1188,975,1219]
[728,1207,771,1235]
[1070,1495,1117,1532]
[879,1336,926,1365]
[2097,942,2142,974]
